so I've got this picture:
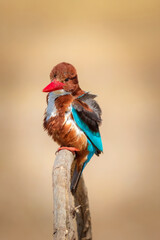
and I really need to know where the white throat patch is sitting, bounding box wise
[46,90,68,121]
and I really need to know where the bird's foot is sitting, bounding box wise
[56,146,80,154]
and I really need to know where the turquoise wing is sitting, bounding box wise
[71,107,103,152]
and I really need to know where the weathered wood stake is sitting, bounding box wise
[52,150,92,240]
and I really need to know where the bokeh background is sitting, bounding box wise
[0,1,160,239]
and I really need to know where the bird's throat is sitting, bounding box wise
[46,90,70,121]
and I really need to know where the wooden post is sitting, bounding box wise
[74,176,92,240]
[52,150,92,240]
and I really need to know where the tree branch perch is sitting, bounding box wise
[52,150,92,240]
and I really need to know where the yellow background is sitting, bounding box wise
[0,1,160,239]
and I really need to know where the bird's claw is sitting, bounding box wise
[55,146,80,155]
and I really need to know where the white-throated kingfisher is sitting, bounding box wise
[43,62,103,193]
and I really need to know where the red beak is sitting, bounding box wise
[42,79,65,92]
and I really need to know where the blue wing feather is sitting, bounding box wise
[71,107,103,152]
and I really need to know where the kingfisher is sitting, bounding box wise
[43,62,103,193]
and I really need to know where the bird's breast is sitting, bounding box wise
[59,108,88,151]
[44,93,88,151]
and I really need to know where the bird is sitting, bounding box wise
[43,62,103,193]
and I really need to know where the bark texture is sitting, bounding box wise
[52,150,92,240]
[74,176,92,240]
[53,150,76,240]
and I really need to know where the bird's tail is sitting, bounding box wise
[70,164,84,194]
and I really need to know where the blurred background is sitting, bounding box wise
[0,0,160,239]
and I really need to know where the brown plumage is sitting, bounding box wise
[50,62,84,97]
[43,93,89,170]
[43,62,102,193]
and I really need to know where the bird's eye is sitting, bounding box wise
[65,78,69,82]
[54,74,57,78]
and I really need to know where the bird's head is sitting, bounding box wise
[43,62,81,95]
